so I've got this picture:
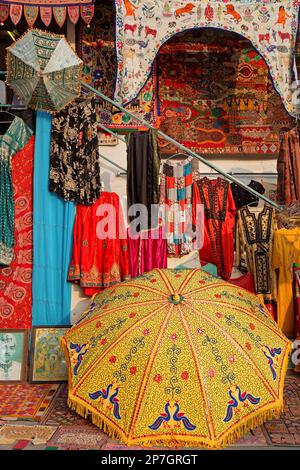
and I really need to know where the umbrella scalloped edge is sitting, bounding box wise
[61,335,292,450]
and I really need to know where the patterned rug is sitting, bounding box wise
[46,425,108,450]
[43,384,95,427]
[0,424,57,445]
[0,374,299,449]
[158,29,293,157]
[78,4,158,130]
[0,383,59,422]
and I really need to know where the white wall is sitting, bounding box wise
[70,141,278,324]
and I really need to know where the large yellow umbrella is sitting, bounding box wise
[61,268,291,449]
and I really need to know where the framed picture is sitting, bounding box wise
[0,329,28,383]
[29,326,70,383]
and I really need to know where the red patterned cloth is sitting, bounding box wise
[193,178,236,280]
[228,273,255,294]
[68,192,130,296]
[0,136,34,329]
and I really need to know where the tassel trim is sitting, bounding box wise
[63,325,292,449]
[66,393,285,449]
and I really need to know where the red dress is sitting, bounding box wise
[193,177,236,280]
[68,192,130,296]
[0,136,34,328]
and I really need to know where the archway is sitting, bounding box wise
[114,1,299,117]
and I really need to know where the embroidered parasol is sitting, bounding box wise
[6,28,83,113]
[61,268,291,449]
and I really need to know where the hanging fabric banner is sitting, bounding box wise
[0,1,94,26]
[0,4,9,24]
[53,6,67,27]
[40,6,52,27]
[80,4,94,25]
[24,5,39,26]
[68,5,80,24]
[32,111,75,326]
[114,0,300,117]
[10,5,23,25]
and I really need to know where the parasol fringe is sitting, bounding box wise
[66,394,285,449]
[62,304,293,449]
[65,343,292,449]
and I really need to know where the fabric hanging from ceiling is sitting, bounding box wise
[78,4,159,129]
[32,111,75,326]
[114,0,300,117]
[0,1,94,26]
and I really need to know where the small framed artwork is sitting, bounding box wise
[29,326,70,383]
[0,329,28,383]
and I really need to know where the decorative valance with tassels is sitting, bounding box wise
[114,0,300,118]
[0,0,94,27]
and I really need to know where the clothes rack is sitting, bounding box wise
[81,81,281,210]
[0,70,282,209]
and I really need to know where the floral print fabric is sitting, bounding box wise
[49,94,101,205]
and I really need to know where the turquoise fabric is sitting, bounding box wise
[32,111,75,326]
[201,263,218,277]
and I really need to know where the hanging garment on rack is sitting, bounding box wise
[127,225,167,279]
[231,180,266,210]
[277,127,300,206]
[127,130,160,230]
[236,205,277,319]
[228,273,255,294]
[0,116,33,266]
[32,111,75,326]
[68,192,130,296]
[49,94,101,205]
[193,177,236,280]
[293,265,300,339]
[159,156,195,257]
[272,227,300,336]
[0,132,34,328]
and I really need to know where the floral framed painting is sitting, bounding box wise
[0,329,28,383]
[29,326,70,383]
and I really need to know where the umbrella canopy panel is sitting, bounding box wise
[62,268,291,449]
[6,29,83,113]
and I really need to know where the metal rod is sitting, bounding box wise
[99,153,127,173]
[82,82,280,210]
[200,172,278,177]
[98,122,126,143]
[0,104,26,109]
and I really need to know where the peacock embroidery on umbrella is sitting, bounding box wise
[89,383,121,420]
[262,345,282,380]
[69,341,90,376]
[149,401,196,431]
[224,385,261,423]
[75,301,97,325]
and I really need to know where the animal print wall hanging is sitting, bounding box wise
[79,4,159,129]
[114,0,300,117]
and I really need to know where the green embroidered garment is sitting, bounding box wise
[0,116,33,266]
